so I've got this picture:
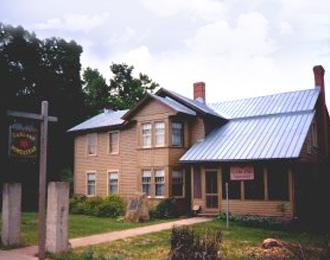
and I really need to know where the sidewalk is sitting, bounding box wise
[0,217,213,260]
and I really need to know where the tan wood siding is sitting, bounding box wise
[220,200,293,218]
[188,117,205,146]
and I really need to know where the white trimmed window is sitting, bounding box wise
[108,172,118,194]
[87,173,96,196]
[172,122,183,146]
[155,169,165,197]
[142,170,152,196]
[87,133,97,155]
[172,169,184,197]
[109,132,119,154]
[155,122,165,146]
[142,123,152,147]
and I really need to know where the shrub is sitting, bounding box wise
[151,198,177,219]
[217,212,292,231]
[168,226,222,260]
[69,194,126,218]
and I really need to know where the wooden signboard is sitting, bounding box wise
[230,166,254,181]
[8,122,38,159]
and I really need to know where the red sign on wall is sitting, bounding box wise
[230,166,254,181]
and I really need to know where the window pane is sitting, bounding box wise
[109,172,118,194]
[172,122,183,146]
[193,166,202,198]
[245,165,264,200]
[142,123,152,147]
[142,170,151,196]
[87,134,97,155]
[110,132,119,153]
[87,173,96,196]
[172,170,183,197]
[268,165,288,201]
[155,122,165,146]
[155,170,165,196]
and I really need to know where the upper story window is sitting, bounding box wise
[87,172,96,196]
[311,121,318,148]
[109,131,119,154]
[87,133,97,155]
[108,171,118,194]
[172,122,183,146]
[155,122,165,147]
[142,123,152,148]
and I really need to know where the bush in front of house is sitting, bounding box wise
[217,212,292,231]
[150,198,178,219]
[168,226,223,260]
[69,194,126,218]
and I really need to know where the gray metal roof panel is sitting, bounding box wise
[68,110,128,132]
[208,88,320,119]
[180,111,315,162]
[150,94,196,116]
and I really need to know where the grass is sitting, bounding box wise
[50,219,328,260]
[0,212,175,247]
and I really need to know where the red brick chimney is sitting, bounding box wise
[193,82,205,103]
[313,65,329,157]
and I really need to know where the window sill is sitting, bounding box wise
[87,154,97,157]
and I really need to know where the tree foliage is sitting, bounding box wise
[0,23,86,209]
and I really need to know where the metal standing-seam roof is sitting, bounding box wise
[180,111,315,162]
[208,88,320,119]
[68,109,128,132]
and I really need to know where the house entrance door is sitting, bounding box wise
[205,170,219,211]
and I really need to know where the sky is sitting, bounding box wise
[1,0,330,105]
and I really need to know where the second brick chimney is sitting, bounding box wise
[193,82,206,103]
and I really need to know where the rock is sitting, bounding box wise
[262,238,283,249]
[124,192,150,223]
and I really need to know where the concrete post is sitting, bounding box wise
[1,182,22,246]
[46,182,69,253]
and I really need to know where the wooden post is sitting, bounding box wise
[263,165,268,201]
[240,181,245,201]
[38,101,49,260]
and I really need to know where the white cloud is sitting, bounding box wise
[139,0,227,21]
[185,13,276,58]
[34,13,109,33]
[278,21,292,35]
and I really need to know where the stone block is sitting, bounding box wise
[124,192,150,223]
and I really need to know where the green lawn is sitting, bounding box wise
[50,220,328,260]
[0,212,174,247]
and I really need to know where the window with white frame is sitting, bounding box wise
[87,172,96,196]
[109,132,119,154]
[142,170,152,196]
[87,133,97,155]
[172,169,184,197]
[155,122,165,146]
[172,122,183,146]
[142,123,152,147]
[108,172,118,194]
[155,169,165,197]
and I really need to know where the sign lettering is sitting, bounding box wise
[230,166,254,181]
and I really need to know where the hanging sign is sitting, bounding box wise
[8,122,38,159]
[230,166,254,181]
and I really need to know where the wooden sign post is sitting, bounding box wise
[7,101,57,260]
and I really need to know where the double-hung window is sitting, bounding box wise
[142,123,152,147]
[155,169,165,197]
[155,122,165,146]
[142,170,152,196]
[108,172,118,194]
[109,131,119,154]
[172,169,184,197]
[87,133,97,155]
[172,122,183,146]
[87,172,96,196]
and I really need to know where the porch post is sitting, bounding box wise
[263,165,268,201]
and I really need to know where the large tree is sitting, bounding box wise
[109,63,159,110]
[0,23,86,208]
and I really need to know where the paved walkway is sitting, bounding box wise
[0,217,213,260]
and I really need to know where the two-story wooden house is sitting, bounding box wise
[69,65,330,218]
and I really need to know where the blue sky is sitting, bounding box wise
[1,0,330,104]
